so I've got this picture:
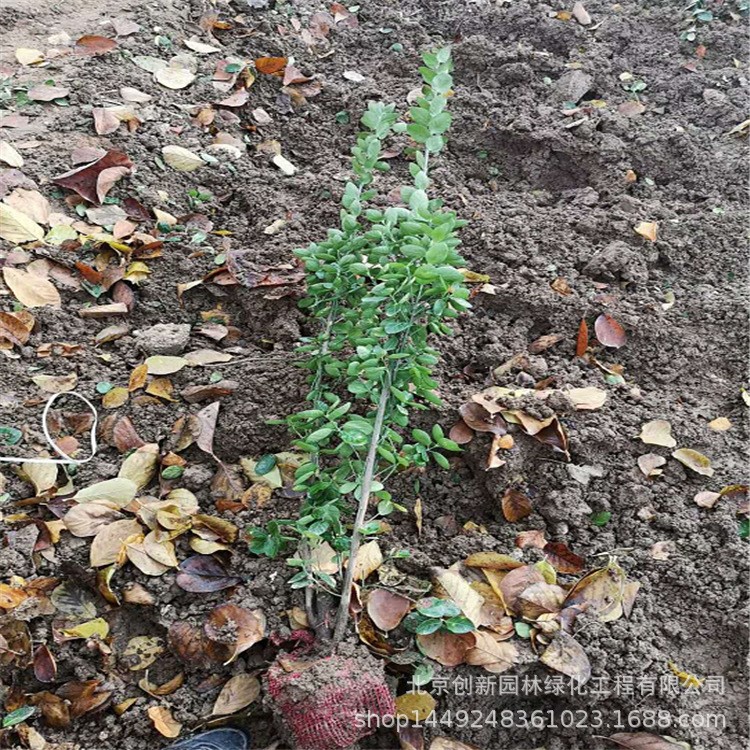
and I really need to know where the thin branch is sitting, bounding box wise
[332,381,391,642]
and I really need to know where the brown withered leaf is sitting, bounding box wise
[529,334,563,354]
[138,672,184,697]
[465,630,518,673]
[112,416,145,451]
[176,555,241,592]
[366,589,412,631]
[498,565,545,614]
[53,151,133,205]
[517,582,566,619]
[205,604,266,661]
[594,314,627,348]
[168,621,232,667]
[575,319,589,356]
[448,420,474,445]
[458,402,506,435]
[57,680,112,719]
[33,691,70,728]
[543,542,585,574]
[33,643,57,682]
[75,35,118,55]
[255,56,288,75]
[515,529,547,549]
[416,631,474,667]
[540,631,591,684]
[464,552,522,571]
[501,488,532,522]
[563,561,626,622]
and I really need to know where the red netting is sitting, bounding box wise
[267,651,395,750]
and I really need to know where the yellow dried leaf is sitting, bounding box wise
[672,448,714,477]
[118,443,159,490]
[634,221,658,242]
[350,540,383,581]
[162,145,203,171]
[3,267,60,307]
[90,518,143,567]
[395,692,436,722]
[73,478,137,507]
[147,705,182,738]
[146,377,175,400]
[212,674,261,715]
[16,48,45,65]
[145,355,188,375]
[124,636,165,671]
[61,617,110,640]
[708,417,731,432]
[129,363,148,391]
[102,387,130,409]
[434,567,484,627]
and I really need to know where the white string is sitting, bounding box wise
[0,392,98,465]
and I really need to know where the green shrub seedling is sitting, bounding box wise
[248,47,469,642]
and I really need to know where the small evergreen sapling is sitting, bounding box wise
[248,48,469,642]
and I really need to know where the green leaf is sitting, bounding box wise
[412,662,434,687]
[161,465,184,480]
[255,454,278,476]
[2,705,35,728]
[412,429,431,447]
[443,616,475,634]
[415,618,443,635]
[418,597,460,618]
[307,427,334,443]
[0,426,22,446]
[590,511,612,527]
[432,452,450,470]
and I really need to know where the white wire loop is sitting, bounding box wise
[0,391,99,465]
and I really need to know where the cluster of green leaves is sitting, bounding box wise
[680,0,749,41]
[403,597,475,635]
[248,48,467,572]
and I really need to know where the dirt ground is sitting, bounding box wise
[1,0,748,749]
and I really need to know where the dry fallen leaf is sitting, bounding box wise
[212,673,261,716]
[672,448,714,477]
[634,221,658,242]
[465,631,518,673]
[32,373,77,393]
[637,453,667,477]
[707,417,731,432]
[434,568,484,627]
[205,604,266,662]
[162,145,203,172]
[0,205,45,244]
[594,313,627,348]
[694,490,720,509]
[395,692,436,722]
[366,589,412,631]
[0,141,24,167]
[155,67,196,89]
[567,386,607,410]
[90,518,143,567]
[145,355,188,375]
[605,732,691,749]
[650,541,675,561]
[350,540,383,581]
[501,488,532,523]
[540,631,591,684]
[147,705,182,738]
[416,631,474,667]
[638,420,677,448]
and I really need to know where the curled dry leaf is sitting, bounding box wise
[638,453,666,477]
[123,636,164,671]
[575,319,589,356]
[464,552,523,571]
[498,565,545,614]
[53,150,133,205]
[118,443,159,490]
[63,502,123,537]
[672,448,714,477]
[212,674,261,716]
[90,518,142,567]
[707,417,731,432]
[594,314,627,348]
[515,529,548,549]
[459,402,506,435]
[567,386,607,410]
[434,568,484,627]
[205,604,266,661]
[0,141,23,167]
[563,561,626,622]
[650,541,675,561]
[147,705,182,738]
[139,672,184,698]
[168,621,232,667]
[366,589,412,631]
[33,644,57,682]
[638,420,676,448]
[540,631,591,684]
[350,540,383,581]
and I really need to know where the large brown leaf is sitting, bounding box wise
[52,150,133,204]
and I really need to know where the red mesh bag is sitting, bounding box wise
[266,641,395,750]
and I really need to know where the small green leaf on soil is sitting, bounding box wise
[2,705,35,728]
[161,465,184,480]
[0,426,23,446]
[590,511,612,527]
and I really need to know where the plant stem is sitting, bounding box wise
[332,380,391,642]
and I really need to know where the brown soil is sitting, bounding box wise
[1,1,748,749]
